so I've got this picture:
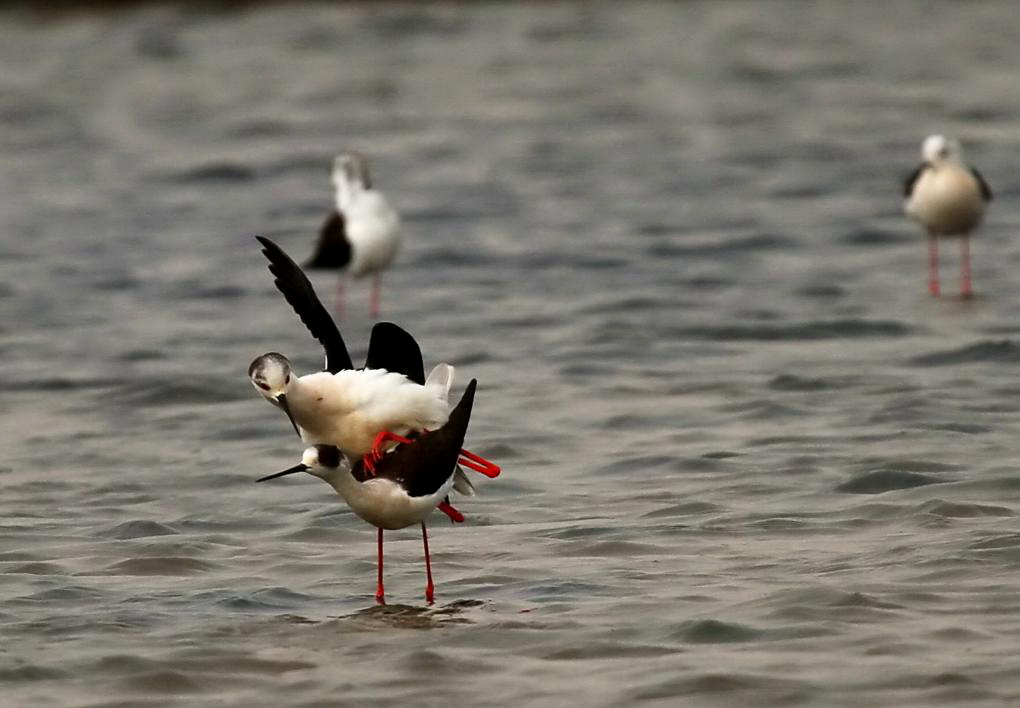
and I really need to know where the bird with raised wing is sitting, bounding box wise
[249,236,496,500]
[258,381,484,604]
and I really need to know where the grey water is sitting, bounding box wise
[3,2,1020,706]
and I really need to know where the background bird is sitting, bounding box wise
[904,134,992,298]
[305,151,401,317]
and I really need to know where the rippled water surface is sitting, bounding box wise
[5,2,1020,706]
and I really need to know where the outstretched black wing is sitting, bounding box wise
[305,211,352,269]
[970,167,993,202]
[903,163,927,198]
[355,380,476,498]
[365,322,426,384]
[255,236,354,373]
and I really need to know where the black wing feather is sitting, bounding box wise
[903,163,927,198]
[970,167,993,202]
[305,211,352,269]
[353,380,476,497]
[365,322,426,384]
[255,236,354,373]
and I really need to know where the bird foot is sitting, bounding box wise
[363,430,413,475]
[458,449,501,478]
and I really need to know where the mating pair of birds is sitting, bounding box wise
[249,236,499,605]
[904,134,993,298]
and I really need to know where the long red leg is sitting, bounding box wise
[375,528,385,605]
[422,522,435,605]
[928,237,940,296]
[960,234,973,298]
[369,274,382,318]
[335,276,346,318]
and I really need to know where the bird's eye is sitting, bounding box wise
[285,374,291,385]
[258,382,270,391]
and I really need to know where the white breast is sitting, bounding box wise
[332,474,455,530]
[906,165,986,236]
[346,192,400,277]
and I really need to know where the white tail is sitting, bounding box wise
[425,363,455,400]
[453,466,476,496]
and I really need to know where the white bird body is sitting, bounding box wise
[320,463,455,531]
[906,160,986,236]
[284,365,453,458]
[343,190,400,277]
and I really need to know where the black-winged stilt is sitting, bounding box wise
[904,134,992,298]
[250,236,496,508]
[257,380,488,605]
[305,152,400,317]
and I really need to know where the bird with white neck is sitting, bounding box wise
[257,380,481,605]
[904,134,992,298]
[306,151,400,317]
[249,236,495,500]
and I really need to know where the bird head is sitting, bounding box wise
[332,151,372,191]
[922,134,962,164]
[248,352,300,436]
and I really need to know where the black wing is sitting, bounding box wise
[970,167,993,202]
[365,322,426,384]
[305,211,352,269]
[255,236,354,373]
[903,163,927,198]
[354,379,476,497]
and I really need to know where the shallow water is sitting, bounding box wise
[4,2,1020,706]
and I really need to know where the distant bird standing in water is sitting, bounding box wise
[904,135,992,298]
[306,151,400,317]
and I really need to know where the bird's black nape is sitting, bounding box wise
[365,322,426,384]
[305,212,352,269]
[255,235,354,373]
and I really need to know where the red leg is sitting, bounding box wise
[422,522,435,605]
[375,528,385,605]
[458,449,501,478]
[363,430,413,476]
[369,274,382,318]
[335,276,346,318]
[928,237,940,296]
[438,500,465,522]
[960,234,973,298]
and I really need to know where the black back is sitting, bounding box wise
[305,211,352,270]
[352,379,476,497]
[971,167,993,202]
[903,163,927,198]
[255,236,354,373]
[365,322,426,385]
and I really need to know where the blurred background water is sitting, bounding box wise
[4,2,1020,706]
